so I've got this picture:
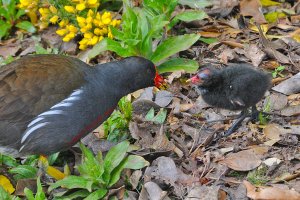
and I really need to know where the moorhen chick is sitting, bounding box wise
[0,54,163,156]
[189,63,271,136]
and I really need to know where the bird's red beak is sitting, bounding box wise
[154,71,165,88]
[187,75,201,84]
[153,66,165,88]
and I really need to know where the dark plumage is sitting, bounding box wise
[0,55,162,156]
[190,63,271,136]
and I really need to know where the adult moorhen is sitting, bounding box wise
[0,55,163,156]
[189,63,271,136]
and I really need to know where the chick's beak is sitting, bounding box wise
[187,75,201,84]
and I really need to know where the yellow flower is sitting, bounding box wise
[96,13,101,20]
[56,29,68,36]
[64,6,76,13]
[79,44,87,50]
[39,22,49,29]
[87,9,94,17]
[84,32,93,39]
[94,28,101,35]
[63,32,76,42]
[77,16,86,24]
[50,15,59,24]
[19,0,30,7]
[80,27,89,33]
[108,30,113,39]
[0,175,15,194]
[111,19,121,27]
[67,25,78,33]
[76,3,86,11]
[88,0,98,5]
[59,19,69,27]
[49,6,57,13]
[79,38,89,45]
[39,8,50,16]
[88,36,99,45]
[86,17,93,24]
[98,35,104,42]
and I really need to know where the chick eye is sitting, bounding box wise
[199,73,209,79]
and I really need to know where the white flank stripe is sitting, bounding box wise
[51,102,73,109]
[21,122,50,143]
[28,117,44,127]
[40,110,64,116]
[71,89,83,96]
[65,96,80,101]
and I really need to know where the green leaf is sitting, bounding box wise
[77,143,104,180]
[9,165,37,180]
[0,154,18,167]
[157,58,199,73]
[151,108,167,124]
[35,177,46,200]
[178,0,213,8]
[199,37,218,44]
[84,188,107,200]
[108,156,128,187]
[16,9,26,19]
[48,152,60,166]
[88,38,135,60]
[24,188,35,200]
[0,186,12,200]
[124,155,150,169]
[0,22,12,39]
[103,141,130,182]
[151,34,200,63]
[48,176,93,192]
[15,21,36,33]
[170,10,207,28]
[145,108,155,121]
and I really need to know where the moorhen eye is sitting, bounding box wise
[0,55,159,156]
[191,63,271,137]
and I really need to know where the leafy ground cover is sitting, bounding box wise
[0,0,300,199]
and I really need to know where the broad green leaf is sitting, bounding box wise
[157,58,199,73]
[199,37,218,44]
[88,38,135,60]
[151,34,200,63]
[48,176,93,192]
[84,188,107,200]
[264,11,286,23]
[15,21,36,33]
[151,108,167,124]
[48,152,60,166]
[9,165,37,180]
[170,10,207,28]
[16,9,26,19]
[108,156,128,187]
[0,186,12,200]
[0,22,11,39]
[103,141,130,176]
[124,155,150,169]
[178,0,212,8]
[77,143,104,179]
[145,108,155,121]
[24,188,35,200]
[35,177,46,200]
[0,154,18,167]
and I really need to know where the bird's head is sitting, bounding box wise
[188,68,212,85]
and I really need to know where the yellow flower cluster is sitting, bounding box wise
[76,10,121,50]
[18,0,121,50]
[18,0,39,24]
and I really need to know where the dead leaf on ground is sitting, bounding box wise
[266,93,288,110]
[243,180,300,200]
[140,182,170,200]
[219,149,262,171]
[186,186,221,200]
[272,72,300,95]
[15,178,36,196]
[0,39,21,58]
[280,105,300,116]
[244,44,266,66]
[240,0,267,24]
